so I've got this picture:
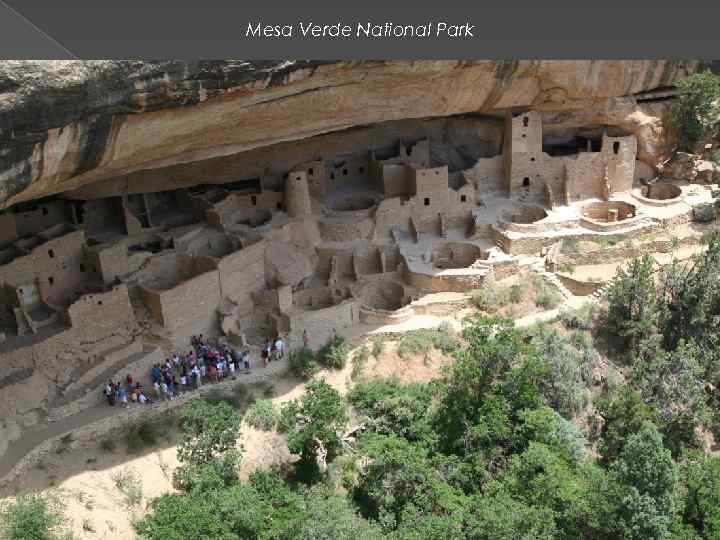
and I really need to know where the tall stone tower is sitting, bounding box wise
[284,170,312,217]
[504,110,543,197]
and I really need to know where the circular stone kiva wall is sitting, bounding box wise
[501,205,548,224]
[361,281,405,311]
[645,184,682,201]
[581,201,636,222]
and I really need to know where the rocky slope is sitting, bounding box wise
[0,60,699,208]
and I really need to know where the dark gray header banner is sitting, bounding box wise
[1,0,718,59]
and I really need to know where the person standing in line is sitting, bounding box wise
[104,380,114,406]
[119,386,128,407]
[262,340,270,367]
[193,365,202,389]
[275,335,285,359]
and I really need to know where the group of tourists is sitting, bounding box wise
[103,375,153,407]
[102,333,287,406]
[260,335,286,367]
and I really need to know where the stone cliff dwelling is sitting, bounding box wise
[0,60,717,475]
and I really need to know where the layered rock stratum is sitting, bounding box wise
[0,60,699,208]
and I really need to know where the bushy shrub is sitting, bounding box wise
[370,336,385,358]
[397,324,460,360]
[557,262,576,274]
[111,467,143,507]
[349,379,435,445]
[560,303,598,331]
[317,335,350,369]
[508,283,526,303]
[289,347,319,380]
[532,277,562,310]
[351,345,370,381]
[172,451,241,495]
[560,237,581,255]
[125,421,162,454]
[515,407,587,464]
[99,438,116,453]
[245,399,279,431]
[471,283,511,312]
[0,492,73,540]
[528,326,589,418]
[177,399,242,465]
[592,235,625,248]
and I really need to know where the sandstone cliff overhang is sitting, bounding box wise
[0,60,699,208]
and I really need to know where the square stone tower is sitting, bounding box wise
[504,110,543,197]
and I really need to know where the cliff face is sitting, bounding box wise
[0,60,698,208]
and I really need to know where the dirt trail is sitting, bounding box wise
[0,407,117,480]
[0,356,291,486]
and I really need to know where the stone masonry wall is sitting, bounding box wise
[67,284,136,341]
[217,239,267,317]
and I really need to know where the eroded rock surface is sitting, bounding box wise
[0,60,698,208]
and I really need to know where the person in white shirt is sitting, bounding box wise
[274,336,285,358]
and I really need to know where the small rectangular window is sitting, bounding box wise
[424,198,430,206]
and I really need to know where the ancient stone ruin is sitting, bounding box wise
[0,60,717,477]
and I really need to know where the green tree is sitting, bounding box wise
[353,434,468,534]
[279,379,347,480]
[601,255,659,356]
[434,315,530,453]
[172,451,241,495]
[176,399,242,465]
[493,443,603,539]
[659,233,720,352]
[348,378,436,447]
[680,451,720,539]
[515,407,588,464]
[135,492,238,540]
[528,327,589,419]
[670,72,720,152]
[631,339,708,454]
[595,383,657,464]
[609,422,680,539]
[287,487,383,540]
[466,491,557,540]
